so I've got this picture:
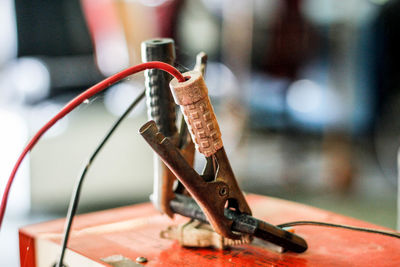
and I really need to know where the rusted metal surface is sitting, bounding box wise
[212,148,251,216]
[19,194,400,267]
[140,121,241,239]
[169,194,307,253]
[157,68,252,241]
[158,163,177,218]
[194,52,208,74]
[160,52,251,250]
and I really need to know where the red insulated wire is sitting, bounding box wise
[0,61,185,229]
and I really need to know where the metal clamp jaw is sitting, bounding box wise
[170,70,252,215]
[140,120,250,240]
[141,69,251,239]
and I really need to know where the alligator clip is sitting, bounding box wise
[140,49,307,252]
[140,120,307,252]
[140,59,254,238]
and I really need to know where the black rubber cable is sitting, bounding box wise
[277,221,400,239]
[56,90,145,267]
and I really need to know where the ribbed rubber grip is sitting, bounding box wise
[141,38,177,137]
[170,71,223,157]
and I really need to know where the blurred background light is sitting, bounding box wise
[0,109,30,216]
[95,34,130,76]
[28,101,69,139]
[204,62,239,98]
[287,79,322,114]
[104,81,146,117]
[9,57,50,103]
[0,0,17,66]
[137,0,170,8]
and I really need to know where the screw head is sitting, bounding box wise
[136,256,148,263]
[219,187,228,196]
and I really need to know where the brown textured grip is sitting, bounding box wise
[170,71,223,157]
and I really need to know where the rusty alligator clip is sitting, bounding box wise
[140,49,252,239]
[140,120,251,240]
[140,121,308,252]
[139,54,249,240]
[141,44,248,239]
[140,48,307,252]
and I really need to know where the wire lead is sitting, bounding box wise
[56,90,145,267]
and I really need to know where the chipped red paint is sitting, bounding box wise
[19,194,400,266]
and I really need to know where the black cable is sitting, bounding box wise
[56,90,145,267]
[277,221,400,239]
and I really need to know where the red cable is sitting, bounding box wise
[0,61,184,229]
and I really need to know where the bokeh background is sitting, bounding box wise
[1,0,399,265]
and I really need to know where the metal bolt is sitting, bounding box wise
[136,256,148,263]
[219,187,228,196]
